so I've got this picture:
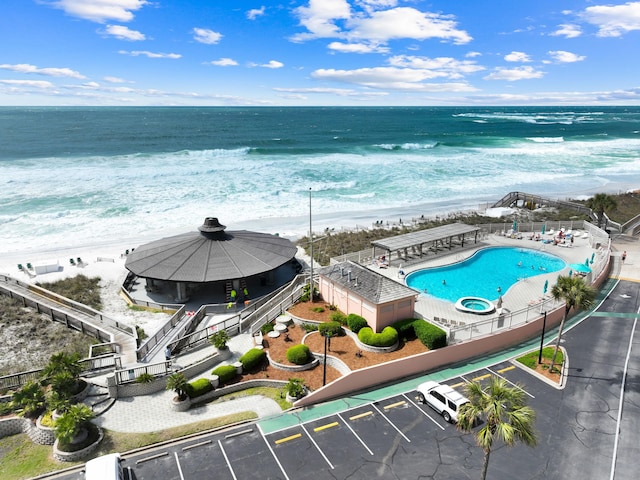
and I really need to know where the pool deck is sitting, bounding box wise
[369,230,603,329]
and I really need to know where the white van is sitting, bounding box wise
[416,381,470,423]
[84,453,124,480]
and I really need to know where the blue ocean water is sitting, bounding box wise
[1,106,639,254]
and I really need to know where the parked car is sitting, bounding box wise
[416,381,470,423]
[83,453,124,480]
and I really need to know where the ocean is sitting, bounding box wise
[1,106,639,255]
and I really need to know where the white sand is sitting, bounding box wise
[0,241,172,338]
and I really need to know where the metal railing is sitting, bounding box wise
[136,305,186,361]
[114,361,171,385]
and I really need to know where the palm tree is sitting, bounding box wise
[166,372,189,401]
[549,275,596,372]
[457,376,537,480]
[12,381,46,418]
[54,403,95,445]
[586,193,617,229]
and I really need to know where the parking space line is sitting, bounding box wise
[301,424,334,469]
[350,411,373,421]
[314,421,339,432]
[182,439,212,451]
[372,404,411,442]
[174,452,185,480]
[218,439,238,480]
[497,365,516,373]
[225,428,253,439]
[487,367,535,398]
[257,424,291,480]
[383,400,406,410]
[337,413,374,456]
[403,394,445,430]
[449,381,465,389]
[136,452,168,464]
[275,433,302,444]
[472,373,491,382]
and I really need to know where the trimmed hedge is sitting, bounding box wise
[239,348,266,371]
[413,320,447,349]
[346,314,368,333]
[330,312,347,325]
[358,326,398,347]
[211,364,238,384]
[186,378,213,398]
[319,321,344,337]
[286,344,312,365]
[391,318,418,341]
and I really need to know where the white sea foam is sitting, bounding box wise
[526,137,564,143]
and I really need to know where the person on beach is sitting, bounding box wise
[622,251,627,263]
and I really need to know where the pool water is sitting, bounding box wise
[405,247,566,303]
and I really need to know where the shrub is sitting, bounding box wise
[284,378,306,398]
[413,320,447,349]
[311,306,325,313]
[299,283,319,302]
[209,330,230,350]
[261,323,274,334]
[358,326,398,347]
[346,314,368,333]
[286,344,312,365]
[136,372,155,384]
[166,372,189,400]
[186,378,213,398]
[239,348,266,371]
[301,322,319,332]
[12,381,45,418]
[319,321,343,338]
[212,364,238,384]
[392,318,418,341]
[330,312,347,325]
[54,404,95,445]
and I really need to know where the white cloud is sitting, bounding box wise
[466,51,482,58]
[504,51,532,62]
[387,55,485,77]
[210,58,238,67]
[256,60,284,69]
[0,63,86,79]
[581,1,640,37]
[547,50,586,63]
[311,67,478,91]
[48,0,148,23]
[292,0,351,40]
[0,79,55,88]
[192,28,223,45]
[551,23,582,38]
[484,66,545,81]
[349,7,472,45]
[103,24,145,40]
[327,41,389,53]
[103,76,129,83]
[118,50,182,59]
[247,6,266,20]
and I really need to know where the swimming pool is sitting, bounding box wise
[405,247,566,303]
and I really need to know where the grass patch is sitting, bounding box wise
[211,386,292,410]
[517,347,564,370]
[0,413,256,479]
[37,274,102,311]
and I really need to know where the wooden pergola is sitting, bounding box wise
[371,223,481,265]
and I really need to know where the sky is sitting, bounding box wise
[1,0,640,106]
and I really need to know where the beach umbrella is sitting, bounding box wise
[570,263,591,273]
[497,295,503,308]
[512,220,517,232]
[543,280,548,294]
[568,270,572,277]
[590,252,595,264]
[585,258,590,266]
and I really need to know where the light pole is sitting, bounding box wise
[322,332,332,386]
[309,187,314,303]
[538,311,547,364]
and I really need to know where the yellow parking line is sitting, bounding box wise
[472,373,491,382]
[498,365,515,374]
[449,382,465,389]
[384,401,406,410]
[275,433,302,444]
[314,422,339,432]
[350,411,373,421]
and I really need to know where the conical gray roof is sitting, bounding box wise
[125,217,297,282]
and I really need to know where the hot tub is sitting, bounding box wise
[455,297,496,315]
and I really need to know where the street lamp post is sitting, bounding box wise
[322,332,332,386]
[309,187,314,303]
[538,311,547,364]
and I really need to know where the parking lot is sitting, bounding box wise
[54,280,639,480]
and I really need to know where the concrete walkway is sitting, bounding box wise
[86,233,640,434]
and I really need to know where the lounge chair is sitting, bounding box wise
[70,258,76,266]
[17,264,23,271]
[77,257,83,266]
[547,229,555,235]
[26,263,33,270]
